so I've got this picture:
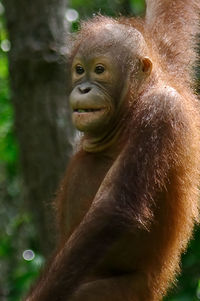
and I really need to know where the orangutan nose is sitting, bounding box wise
[78,85,92,94]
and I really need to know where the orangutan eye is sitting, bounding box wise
[75,65,85,75]
[95,65,105,74]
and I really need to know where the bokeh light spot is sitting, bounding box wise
[65,9,79,22]
[22,249,35,261]
[1,40,11,52]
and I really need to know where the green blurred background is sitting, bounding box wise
[0,0,199,300]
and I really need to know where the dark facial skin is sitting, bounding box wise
[69,23,147,142]
[69,35,152,154]
[69,53,127,136]
[69,23,152,141]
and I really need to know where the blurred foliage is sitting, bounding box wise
[164,228,200,301]
[0,0,199,300]
[69,0,145,17]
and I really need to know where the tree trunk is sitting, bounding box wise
[3,0,74,255]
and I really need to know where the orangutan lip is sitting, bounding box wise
[73,108,105,113]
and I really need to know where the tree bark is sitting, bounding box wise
[3,0,74,255]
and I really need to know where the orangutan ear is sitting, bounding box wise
[141,57,152,75]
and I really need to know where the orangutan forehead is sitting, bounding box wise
[76,22,146,57]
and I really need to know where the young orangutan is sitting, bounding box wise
[26,1,200,300]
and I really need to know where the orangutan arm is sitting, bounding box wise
[25,89,192,301]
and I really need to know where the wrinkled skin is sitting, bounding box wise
[69,25,152,152]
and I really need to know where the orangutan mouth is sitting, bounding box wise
[73,108,105,113]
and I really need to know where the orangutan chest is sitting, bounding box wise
[65,155,113,235]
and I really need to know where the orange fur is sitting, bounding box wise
[26,1,200,301]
